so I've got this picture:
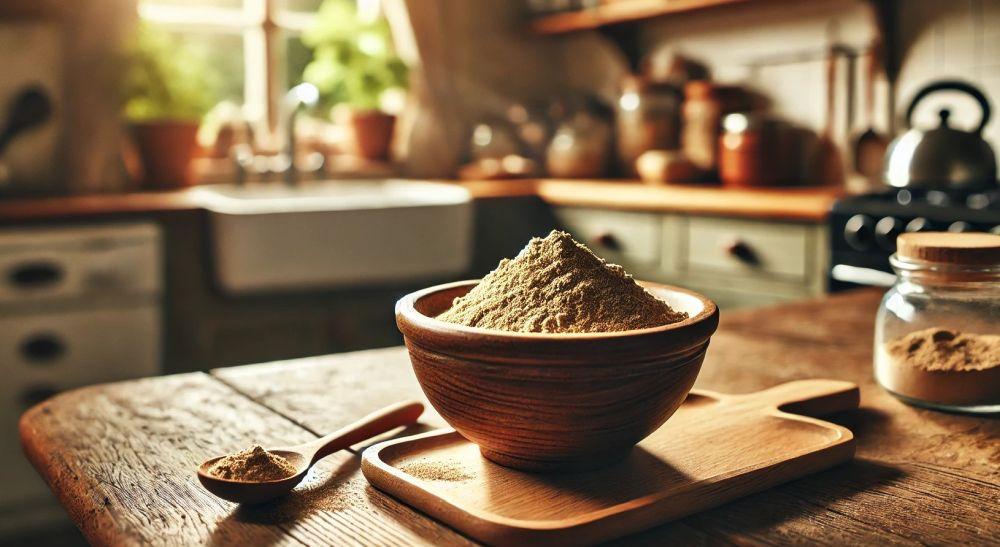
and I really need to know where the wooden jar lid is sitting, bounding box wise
[896,232,1000,265]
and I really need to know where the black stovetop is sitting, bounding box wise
[828,186,1000,289]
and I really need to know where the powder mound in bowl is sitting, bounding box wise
[208,444,298,482]
[437,230,688,333]
[885,328,1000,372]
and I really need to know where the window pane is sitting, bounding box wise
[285,33,312,89]
[279,0,323,13]
[165,30,245,108]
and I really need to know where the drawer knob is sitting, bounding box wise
[723,238,759,265]
[21,333,66,363]
[8,260,64,288]
[593,232,620,251]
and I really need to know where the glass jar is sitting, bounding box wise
[681,82,749,174]
[718,112,797,187]
[615,75,681,177]
[874,232,1000,413]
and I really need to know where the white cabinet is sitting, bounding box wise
[555,207,828,309]
[0,222,162,538]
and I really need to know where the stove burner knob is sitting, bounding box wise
[875,217,904,251]
[844,214,875,251]
[948,221,974,233]
[905,217,933,232]
[967,193,993,209]
[926,191,950,206]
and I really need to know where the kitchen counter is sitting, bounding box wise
[0,180,840,223]
[19,289,998,545]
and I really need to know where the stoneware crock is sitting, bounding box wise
[395,280,719,472]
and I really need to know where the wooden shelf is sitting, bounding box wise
[530,0,754,34]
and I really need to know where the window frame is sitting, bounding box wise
[138,0,317,148]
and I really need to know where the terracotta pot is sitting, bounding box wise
[337,108,396,160]
[131,120,200,188]
[395,280,719,472]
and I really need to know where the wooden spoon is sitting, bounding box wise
[198,400,424,504]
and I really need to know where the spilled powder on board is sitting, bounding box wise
[437,230,687,333]
[400,459,474,482]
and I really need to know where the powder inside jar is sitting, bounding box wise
[886,328,1000,372]
[437,230,687,333]
[878,327,1000,407]
[208,444,298,482]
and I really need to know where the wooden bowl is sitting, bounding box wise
[395,280,719,472]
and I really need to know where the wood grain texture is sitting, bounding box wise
[0,179,838,224]
[361,380,858,546]
[396,280,719,470]
[20,289,1000,545]
[18,372,474,547]
[533,179,841,222]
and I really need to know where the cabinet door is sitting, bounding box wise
[684,217,814,281]
[553,207,660,265]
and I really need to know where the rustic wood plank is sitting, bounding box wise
[717,289,884,345]
[21,289,999,545]
[18,373,310,546]
[19,372,476,547]
[214,290,998,545]
[212,348,448,437]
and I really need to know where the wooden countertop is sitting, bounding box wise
[0,180,840,223]
[19,290,999,545]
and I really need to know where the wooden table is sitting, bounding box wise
[19,290,999,545]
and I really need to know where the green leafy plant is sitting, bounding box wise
[123,23,220,122]
[301,0,408,111]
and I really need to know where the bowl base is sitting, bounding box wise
[480,446,633,473]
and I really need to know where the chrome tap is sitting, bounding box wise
[282,82,320,185]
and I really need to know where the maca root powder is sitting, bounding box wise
[208,445,298,482]
[437,230,688,333]
[878,328,1000,406]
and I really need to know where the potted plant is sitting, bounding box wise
[123,23,217,188]
[301,0,408,160]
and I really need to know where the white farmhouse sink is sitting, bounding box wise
[192,180,473,294]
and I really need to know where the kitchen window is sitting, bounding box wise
[137,0,333,147]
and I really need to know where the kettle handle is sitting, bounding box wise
[905,80,991,133]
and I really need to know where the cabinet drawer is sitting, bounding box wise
[0,304,161,388]
[684,218,813,280]
[553,207,660,265]
[0,222,162,307]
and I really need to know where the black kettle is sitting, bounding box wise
[884,80,997,190]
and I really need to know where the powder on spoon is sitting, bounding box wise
[437,230,687,333]
[208,444,298,482]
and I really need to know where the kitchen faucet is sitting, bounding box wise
[282,82,321,185]
[232,82,322,186]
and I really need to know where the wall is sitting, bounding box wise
[0,1,133,195]
[896,0,1000,147]
[631,0,999,170]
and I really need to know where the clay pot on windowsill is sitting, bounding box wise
[130,120,200,188]
[335,107,396,160]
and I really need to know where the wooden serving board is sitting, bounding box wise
[362,379,859,546]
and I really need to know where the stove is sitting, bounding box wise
[829,187,1000,289]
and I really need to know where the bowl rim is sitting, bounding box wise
[395,279,719,341]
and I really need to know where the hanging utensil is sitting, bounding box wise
[851,40,890,186]
[811,44,844,186]
[0,86,52,155]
